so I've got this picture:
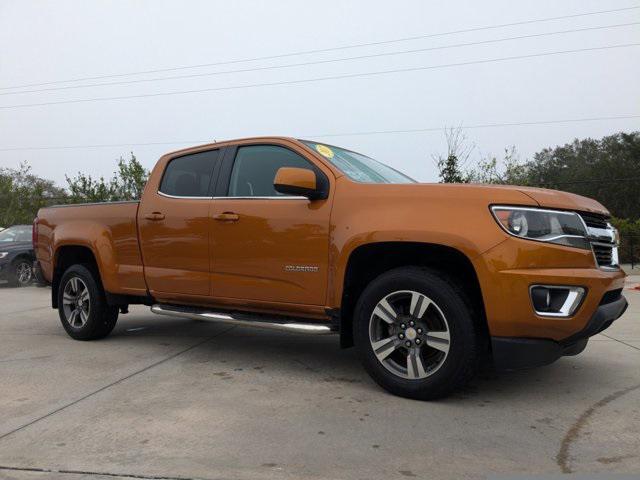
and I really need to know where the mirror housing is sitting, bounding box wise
[274,167,324,199]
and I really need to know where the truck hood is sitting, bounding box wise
[510,186,609,215]
[354,182,610,216]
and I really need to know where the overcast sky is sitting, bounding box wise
[0,0,638,186]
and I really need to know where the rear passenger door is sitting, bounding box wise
[209,143,332,306]
[138,149,220,297]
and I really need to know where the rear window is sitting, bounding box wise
[159,150,220,197]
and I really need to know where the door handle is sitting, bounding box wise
[213,212,239,222]
[144,212,165,221]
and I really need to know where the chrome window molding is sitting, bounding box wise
[157,191,308,201]
[157,191,212,200]
[212,196,308,200]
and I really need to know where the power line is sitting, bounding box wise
[1,43,638,110]
[308,115,640,138]
[3,22,637,97]
[540,177,640,185]
[2,4,638,91]
[0,114,638,152]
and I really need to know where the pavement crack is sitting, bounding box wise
[0,464,212,480]
[600,333,640,352]
[0,326,235,442]
[556,382,640,473]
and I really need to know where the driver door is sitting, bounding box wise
[209,143,332,306]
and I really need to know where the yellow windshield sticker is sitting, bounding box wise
[315,144,334,159]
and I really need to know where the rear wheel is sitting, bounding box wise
[354,267,480,400]
[58,264,118,340]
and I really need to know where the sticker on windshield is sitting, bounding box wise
[315,144,334,159]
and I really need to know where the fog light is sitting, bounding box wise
[529,285,585,318]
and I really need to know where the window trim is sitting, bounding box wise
[215,143,329,200]
[157,148,221,199]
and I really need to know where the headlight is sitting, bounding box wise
[0,252,8,259]
[491,206,590,249]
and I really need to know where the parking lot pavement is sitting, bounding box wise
[0,285,638,480]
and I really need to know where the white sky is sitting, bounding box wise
[0,0,639,186]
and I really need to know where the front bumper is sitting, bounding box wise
[492,294,628,370]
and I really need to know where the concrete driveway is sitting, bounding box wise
[0,281,638,480]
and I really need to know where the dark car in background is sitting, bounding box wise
[0,225,35,287]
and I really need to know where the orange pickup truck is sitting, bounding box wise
[34,136,628,399]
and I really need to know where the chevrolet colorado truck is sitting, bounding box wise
[34,137,628,399]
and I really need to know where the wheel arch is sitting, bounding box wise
[338,241,488,348]
[52,245,102,308]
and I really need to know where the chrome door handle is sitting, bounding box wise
[144,212,165,221]
[213,212,239,222]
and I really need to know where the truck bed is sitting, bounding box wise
[36,201,147,296]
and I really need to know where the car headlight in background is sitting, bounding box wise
[0,252,8,259]
[491,206,590,249]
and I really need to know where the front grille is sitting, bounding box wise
[580,212,609,229]
[578,212,618,269]
[593,243,614,266]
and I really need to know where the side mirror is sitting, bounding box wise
[274,167,321,199]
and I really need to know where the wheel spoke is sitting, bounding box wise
[63,292,75,305]
[69,277,79,294]
[80,289,89,303]
[425,330,450,354]
[409,292,430,319]
[373,299,397,324]
[371,337,399,361]
[68,310,79,327]
[80,309,88,325]
[406,350,427,379]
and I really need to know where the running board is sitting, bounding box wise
[150,304,336,335]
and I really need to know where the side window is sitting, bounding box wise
[228,145,313,197]
[159,150,219,197]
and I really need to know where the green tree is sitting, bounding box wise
[66,153,149,202]
[465,146,529,185]
[525,132,640,219]
[0,163,67,226]
[462,131,640,220]
[434,127,473,183]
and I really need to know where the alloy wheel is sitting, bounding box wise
[369,290,451,380]
[62,277,91,328]
[16,262,33,286]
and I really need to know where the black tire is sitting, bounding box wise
[7,257,33,287]
[354,266,481,400]
[57,264,119,340]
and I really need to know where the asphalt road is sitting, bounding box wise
[0,280,639,480]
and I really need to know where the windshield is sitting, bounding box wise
[302,141,415,184]
[0,225,32,243]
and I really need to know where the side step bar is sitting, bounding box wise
[150,304,336,335]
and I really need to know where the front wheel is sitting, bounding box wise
[8,259,33,287]
[58,264,119,340]
[354,267,481,400]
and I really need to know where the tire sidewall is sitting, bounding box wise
[57,264,117,340]
[354,268,477,399]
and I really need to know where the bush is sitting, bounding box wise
[611,218,640,265]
